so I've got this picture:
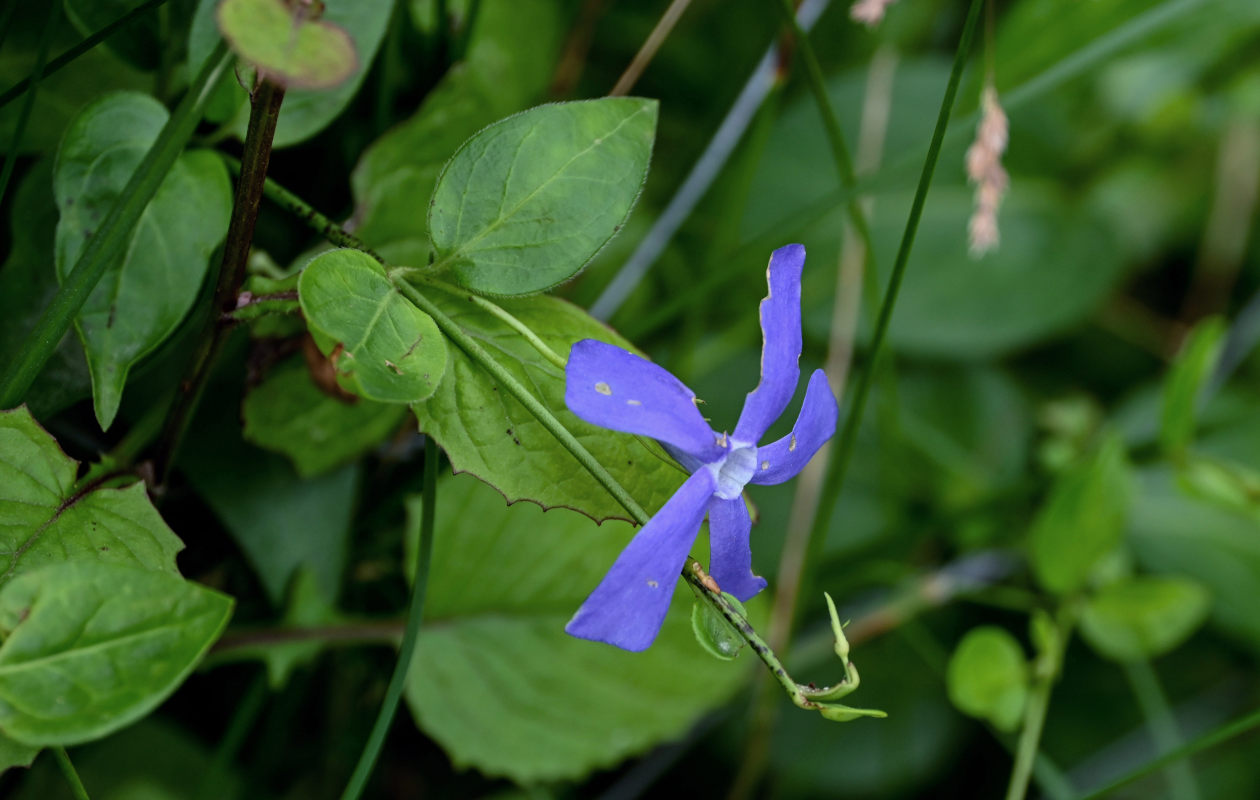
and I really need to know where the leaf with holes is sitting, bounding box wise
[402,473,751,782]
[0,407,182,593]
[298,249,447,404]
[0,561,232,746]
[429,98,657,296]
[403,279,683,522]
[54,92,232,429]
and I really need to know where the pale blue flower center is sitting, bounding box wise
[708,441,757,500]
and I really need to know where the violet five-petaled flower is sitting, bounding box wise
[562,244,839,651]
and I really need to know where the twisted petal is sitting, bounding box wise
[734,244,805,443]
[566,339,722,461]
[707,496,767,601]
[565,469,716,651]
[750,369,837,485]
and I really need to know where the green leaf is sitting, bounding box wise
[946,626,1029,732]
[53,92,232,429]
[691,591,749,661]
[242,356,410,477]
[0,561,233,746]
[0,407,183,592]
[0,731,38,775]
[188,0,393,147]
[64,0,162,71]
[403,281,684,522]
[298,249,447,403]
[1029,434,1132,595]
[403,474,750,782]
[1160,317,1226,456]
[429,98,658,296]
[1079,576,1210,662]
[350,0,565,246]
[0,161,90,418]
[216,0,357,89]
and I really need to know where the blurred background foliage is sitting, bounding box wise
[2,0,1259,797]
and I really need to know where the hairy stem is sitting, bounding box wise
[155,80,286,482]
[609,0,693,96]
[339,436,439,800]
[0,42,232,410]
[1006,610,1072,800]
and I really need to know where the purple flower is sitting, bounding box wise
[563,244,839,651]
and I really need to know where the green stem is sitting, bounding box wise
[1080,706,1260,800]
[0,0,171,112]
[155,79,286,482]
[1006,610,1072,800]
[801,0,985,598]
[405,273,568,370]
[339,436,439,800]
[0,41,232,411]
[1006,671,1054,800]
[53,747,91,800]
[1122,660,1201,800]
[0,1,58,208]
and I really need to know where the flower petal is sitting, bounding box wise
[566,339,722,461]
[707,496,767,601]
[565,469,715,651]
[750,369,837,485]
[734,244,805,443]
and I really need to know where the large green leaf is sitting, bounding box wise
[1079,576,1210,662]
[299,249,447,403]
[0,407,182,592]
[403,281,684,522]
[53,92,232,429]
[350,0,564,246]
[0,562,232,746]
[188,0,393,147]
[0,161,91,418]
[242,356,410,477]
[946,626,1029,732]
[429,98,658,296]
[1029,434,1132,595]
[403,474,750,782]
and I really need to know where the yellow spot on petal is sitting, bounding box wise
[595,381,612,395]
[647,580,659,588]
[761,461,769,470]
[789,435,797,452]
[627,399,641,406]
